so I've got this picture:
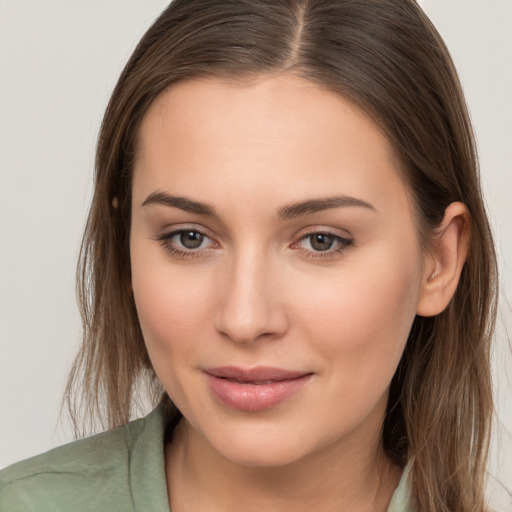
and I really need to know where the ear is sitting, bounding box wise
[416,202,470,317]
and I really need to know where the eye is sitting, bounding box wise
[157,228,217,258]
[293,231,353,257]
[177,230,207,249]
[306,233,337,251]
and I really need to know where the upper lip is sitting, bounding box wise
[204,366,311,383]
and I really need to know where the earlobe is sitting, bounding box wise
[416,202,470,317]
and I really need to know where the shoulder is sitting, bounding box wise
[0,406,168,512]
[387,463,416,512]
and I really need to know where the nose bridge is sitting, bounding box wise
[215,244,287,344]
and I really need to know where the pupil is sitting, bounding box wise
[311,234,334,251]
[180,231,204,249]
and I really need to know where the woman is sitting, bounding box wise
[0,1,499,511]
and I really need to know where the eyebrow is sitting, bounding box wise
[278,196,376,219]
[142,191,218,217]
[141,191,375,219]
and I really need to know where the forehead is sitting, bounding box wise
[133,74,411,218]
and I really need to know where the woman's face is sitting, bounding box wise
[130,74,427,467]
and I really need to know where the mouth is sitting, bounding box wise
[204,366,313,412]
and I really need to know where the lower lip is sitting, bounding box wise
[205,373,312,412]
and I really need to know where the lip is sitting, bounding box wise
[204,366,313,412]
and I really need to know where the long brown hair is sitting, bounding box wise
[64,1,498,510]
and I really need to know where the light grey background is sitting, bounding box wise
[1,0,511,506]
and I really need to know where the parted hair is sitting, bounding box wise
[64,1,498,510]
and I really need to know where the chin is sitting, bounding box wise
[198,419,329,469]
[217,442,309,468]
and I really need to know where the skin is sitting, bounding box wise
[129,74,469,512]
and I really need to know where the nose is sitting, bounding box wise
[214,251,289,344]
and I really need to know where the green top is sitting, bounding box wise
[0,406,414,511]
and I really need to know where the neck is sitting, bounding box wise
[165,420,402,512]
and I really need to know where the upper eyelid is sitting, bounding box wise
[293,226,353,240]
[159,224,216,240]
[161,227,208,237]
[162,228,217,245]
[293,232,352,247]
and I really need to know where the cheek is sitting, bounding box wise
[294,246,422,380]
[130,244,214,370]
[131,262,217,419]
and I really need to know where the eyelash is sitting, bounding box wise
[292,231,353,258]
[157,228,216,260]
[157,229,353,260]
